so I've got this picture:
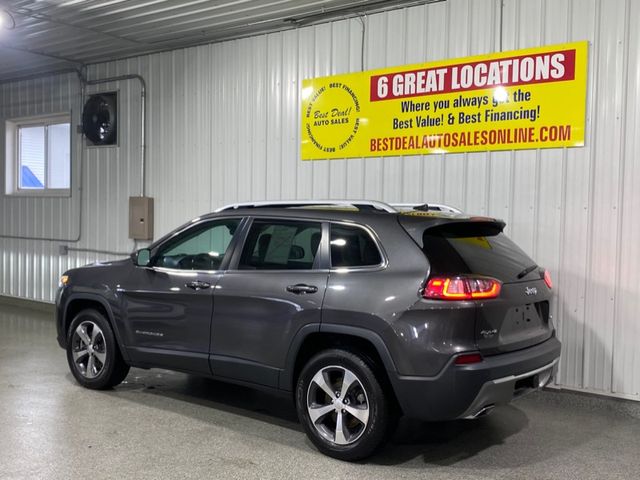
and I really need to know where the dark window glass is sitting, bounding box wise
[239,220,322,270]
[330,224,382,268]
[154,219,240,270]
[422,223,537,282]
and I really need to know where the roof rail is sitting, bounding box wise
[390,203,463,214]
[214,200,463,214]
[215,200,397,213]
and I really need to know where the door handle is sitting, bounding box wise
[186,280,211,290]
[286,284,318,294]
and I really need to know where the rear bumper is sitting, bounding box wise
[389,335,561,421]
[458,358,557,418]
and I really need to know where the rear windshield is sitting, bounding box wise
[421,222,537,283]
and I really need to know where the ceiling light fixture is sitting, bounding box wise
[0,9,16,30]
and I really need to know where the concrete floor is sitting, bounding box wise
[1,304,639,480]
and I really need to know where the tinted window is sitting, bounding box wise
[330,224,382,268]
[154,219,240,270]
[422,223,537,282]
[239,220,322,270]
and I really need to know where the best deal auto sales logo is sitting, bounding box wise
[304,81,361,154]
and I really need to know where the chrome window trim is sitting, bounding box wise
[222,268,330,274]
[150,266,224,276]
[148,216,387,274]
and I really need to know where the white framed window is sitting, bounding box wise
[5,113,71,196]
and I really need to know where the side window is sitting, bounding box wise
[239,219,322,270]
[154,219,241,270]
[330,224,382,268]
[5,114,71,196]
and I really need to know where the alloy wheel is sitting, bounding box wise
[306,365,370,445]
[71,321,107,379]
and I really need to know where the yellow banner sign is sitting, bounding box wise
[301,41,588,160]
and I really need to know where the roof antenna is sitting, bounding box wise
[413,204,433,212]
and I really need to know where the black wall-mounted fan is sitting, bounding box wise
[82,92,118,146]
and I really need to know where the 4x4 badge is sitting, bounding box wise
[480,329,498,338]
[525,286,538,296]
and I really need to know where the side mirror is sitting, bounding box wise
[134,248,151,267]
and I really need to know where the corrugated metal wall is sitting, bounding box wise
[1,0,639,400]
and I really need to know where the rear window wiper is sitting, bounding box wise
[517,264,538,279]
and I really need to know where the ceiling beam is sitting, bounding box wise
[9,5,147,47]
[0,42,84,65]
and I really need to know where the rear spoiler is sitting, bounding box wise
[398,212,506,248]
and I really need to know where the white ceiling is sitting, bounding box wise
[0,0,436,82]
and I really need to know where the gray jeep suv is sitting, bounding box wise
[55,200,561,461]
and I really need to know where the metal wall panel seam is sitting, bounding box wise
[609,0,632,395]
[577,0,600,390]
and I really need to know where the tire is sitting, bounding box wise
[296,348,392,461]
[66,308,130,390]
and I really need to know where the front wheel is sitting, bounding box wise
[66,309,130,390]
[296,349,392,461]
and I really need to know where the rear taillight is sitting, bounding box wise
[543,269,553,289]
[423,276,502,300]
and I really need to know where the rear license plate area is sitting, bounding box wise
[501,304,544,336]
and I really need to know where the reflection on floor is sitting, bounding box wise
[1,303,639,480]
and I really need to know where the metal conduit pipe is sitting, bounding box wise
[0,70,147,257]
[85,73,147,198]
[0,69,86,244]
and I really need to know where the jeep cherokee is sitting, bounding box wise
[55,200,561,461]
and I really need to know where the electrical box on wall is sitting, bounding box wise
[129,197,154,240]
